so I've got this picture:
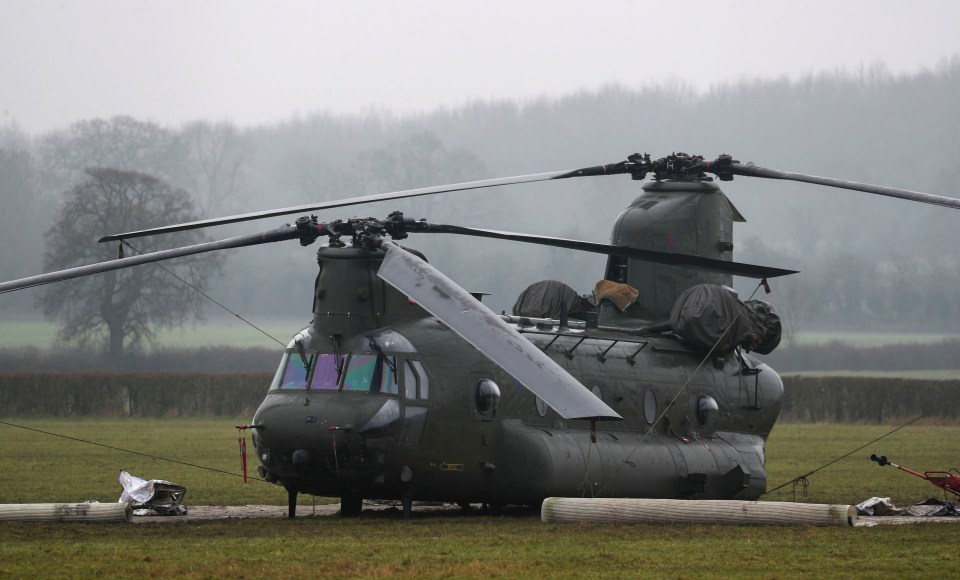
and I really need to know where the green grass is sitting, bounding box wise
[1,419,957,507]
[763,422,960,505]
[1,517,958,578]
[1,419,959,577]
[0,321,61,348]
[0,418,286,506]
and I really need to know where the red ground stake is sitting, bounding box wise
[235,425,249,484]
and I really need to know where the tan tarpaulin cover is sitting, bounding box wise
[592,280,639,312]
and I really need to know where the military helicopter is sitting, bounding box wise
[2,152,957,519]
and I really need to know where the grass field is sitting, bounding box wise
[1,419,959,577]
[1,419,955,507]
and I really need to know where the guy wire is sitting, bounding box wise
[122,240,287,348]
[0,419,274,486]
[763,390,960,497]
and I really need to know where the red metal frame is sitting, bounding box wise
[873,454,960,503]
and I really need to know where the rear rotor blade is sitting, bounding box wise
[99,169,596,243]
[0,225,301,294]
[416,223,797,279]
[729,163,960,210]
[377,241,621,421]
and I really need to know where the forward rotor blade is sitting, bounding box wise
[0,226,301,294]
[99,168,607,243]
[729,163,960,210]
[377,241,622,421]
[417,224,797,279]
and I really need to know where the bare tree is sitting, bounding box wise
[179,121,250,215]
[353,131,486,194]
[38,168,222,358]
[351,131,487,228]
[39,116,187,198]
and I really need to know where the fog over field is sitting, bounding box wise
[2,1,959,346]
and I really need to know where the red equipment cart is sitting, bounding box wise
[871,454,960,504]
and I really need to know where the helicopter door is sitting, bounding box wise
[399,359,430,445]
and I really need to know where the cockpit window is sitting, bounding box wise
[343,354,378,391]
[342,354,397,394]
[380,356,399,394]
[276,352,312,390]
[272,350,401,394]
[269,353,288,390]
[312,354,340,390]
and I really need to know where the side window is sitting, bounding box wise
[644,389,657,424]
[403,360,418,400]
[411,360,429,399]
[475,379,501,418]
[380,355,398,394]
[535,396,549,417]
[402,360,429,400]
[269,353,289,391]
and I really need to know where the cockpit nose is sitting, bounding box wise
[253,342,414,480]
[253,394,402,478]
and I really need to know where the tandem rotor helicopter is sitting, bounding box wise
[2,152,958,518]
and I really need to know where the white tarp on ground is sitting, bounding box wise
[855,497,958,517]
[118,470,187,516]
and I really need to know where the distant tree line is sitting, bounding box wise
[1,57,959,355]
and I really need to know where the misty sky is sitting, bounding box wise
[3,0,960,134]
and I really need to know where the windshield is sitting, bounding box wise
[270,351,400,393]
[312,354,340,390]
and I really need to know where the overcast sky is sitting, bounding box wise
[3,0,960,135]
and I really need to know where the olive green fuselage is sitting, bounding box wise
[252,315,782,506]
[252,181,782,507]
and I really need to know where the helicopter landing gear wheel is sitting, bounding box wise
[401,493,413,520]
[458,501,472,512]
[284,484,298,519]
[483,502,504,514]
[340,492,362,517]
